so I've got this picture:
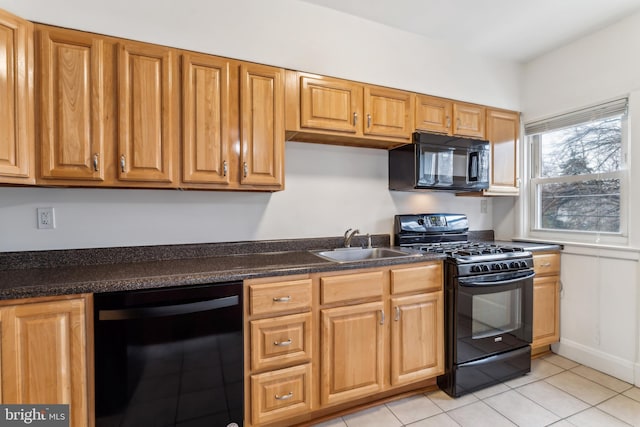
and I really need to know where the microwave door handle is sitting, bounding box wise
[98,295,239,321]
[468,151,479,181]
[458,271,535,287]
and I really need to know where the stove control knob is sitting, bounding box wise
[501,263,509,270]
[519,261,529,268]
[471,265,480,272]
[481,265,489,272]
[491,263,500,270]
[509,262,518,269]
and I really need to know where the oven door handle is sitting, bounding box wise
[98,295,239,321]
[458,271,535,287]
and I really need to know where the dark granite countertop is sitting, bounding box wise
[502,240,563,252]
[0,235,443,300]
[0,234,561,300]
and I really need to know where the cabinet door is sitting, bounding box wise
[486,109,519,195]
[453,102,485,138]
[0,10,34,184]
[118,41,177,184]
[320,302,384,406]
[390,292,444,386]
[1,298,88,427]
[182,53,231,185]
[299,74,362,134]
[415,95,452,135]
[38,27,106,182]
[363,86,414,139]
[240,63,284,188]
[532,276,560,348]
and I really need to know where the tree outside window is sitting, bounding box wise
[527,100,627,236]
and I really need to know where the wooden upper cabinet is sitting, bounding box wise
[1,296,89,427]
[364,86,414,139]
[415,95,452,134]
[37,26,106,182]
[117,40,178,185]
[240,63,284,189]
[416,95,486,139]
[485,108,520,195]
[452,102,485,138]
[285,71,413,148]
[0,10,34,184]
[181,52,231,186]
[299,74,361,134]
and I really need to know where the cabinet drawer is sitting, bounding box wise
[249,279,312,316]
[250,312,312,371]
[320,271,383,304]
[250,363,312,425]
[533,253,560,276]
[391,263,442,294]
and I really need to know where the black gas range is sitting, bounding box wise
[395,213,534,397]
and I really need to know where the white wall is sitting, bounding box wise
[0,0,518,252]
[512,11,640,385]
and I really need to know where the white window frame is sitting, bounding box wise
[524,99,629,246]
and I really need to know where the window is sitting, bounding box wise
[525,99,628,240]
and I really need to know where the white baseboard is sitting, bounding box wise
[552,339,637,385]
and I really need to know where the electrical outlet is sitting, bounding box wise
[37,207,55,229]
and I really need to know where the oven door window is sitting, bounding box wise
[472,288,522,339]
[455,271,533,362]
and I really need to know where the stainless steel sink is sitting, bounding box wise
[311,247,422,263]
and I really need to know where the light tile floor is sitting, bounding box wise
[311,353,640,427]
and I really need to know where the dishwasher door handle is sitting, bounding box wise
[98,295,239,321]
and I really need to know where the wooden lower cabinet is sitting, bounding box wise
[250,364,312,426]
[0,294,91,427]
[532,252,561,351]
[244,262,443,426]
[320,301,385,405]
[390,292,444,386]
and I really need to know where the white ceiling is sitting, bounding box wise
[297,0,640,63]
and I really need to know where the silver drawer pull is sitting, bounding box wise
[274,339,292,347]
[379,309,385,325]
[394,306,400,321]
[273,296,291,303]
[541,262,552,267]
[275,392,293,401]
[93,153,99,172]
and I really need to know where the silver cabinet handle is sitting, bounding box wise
[273,296,291,302]
[275,392,293,401]
[540,262,552,267]
[243,162,248,178]
[394,306,400,321]
[353,112,358,126]
[274,339,292,347]
[446,116,451,128]
[120,155,126,173]
[379,309,385,325]
[93,153,99,172]
[223,160,228,177]
[367,114,371,128]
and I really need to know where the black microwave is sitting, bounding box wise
[389,132,490,192]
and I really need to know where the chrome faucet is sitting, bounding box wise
[344,228,360,247]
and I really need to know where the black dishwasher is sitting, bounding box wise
[94,281,243,427]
